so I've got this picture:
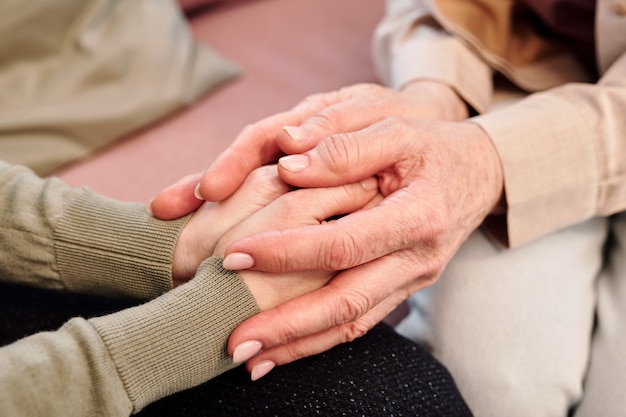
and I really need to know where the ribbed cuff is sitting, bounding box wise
[54,189,188,299]
[89,257,261,412]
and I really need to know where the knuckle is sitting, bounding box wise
[298,90,339,111]
[358,82,386,96]
[338,82,381,99]
[271,245,297,273]
[383,116,412,132]
[316,133,356,175]
[272,312,301,345]
[322,232,362,270]
[340,181,363,203]
[277,342,309,365]
[331,288,372,325]
[309,107,342,132]
[397,246,447,287]
[338,320,371,344]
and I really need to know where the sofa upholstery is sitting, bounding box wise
[56,0,386,203]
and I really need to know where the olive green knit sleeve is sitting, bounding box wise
[0,161,82,290]
[0,257,261,417]
[89,257,261,412]
[54,189,188,299]
[0,160,185,299]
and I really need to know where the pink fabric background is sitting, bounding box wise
[57,0,385,203]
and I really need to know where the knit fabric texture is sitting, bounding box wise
[1,280,473,417]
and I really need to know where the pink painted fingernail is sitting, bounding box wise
[251,360,276,381]
[223,253,255,270]
[194,183,204,200]
[282,126,309,142]
[279,154,310,173]
[360,177,378,190]
[232,340,263,364]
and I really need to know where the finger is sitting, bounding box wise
[221,177,380,271]
[223,190,416,272]
[148,173,204,219]
[218,165,291,216]
[277,84,403,154]
[242,290,410,379]
[228,254,426,361]
[229,253,422,352]
[197,91,343,202]
[272,176,379,226]
[277,118,417,189]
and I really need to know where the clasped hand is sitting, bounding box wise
[158,82,504,379]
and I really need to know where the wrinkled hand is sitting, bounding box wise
[212,176,379,313]
[225,118,504,378]
[171,167,291,285]
[149,81,469,219]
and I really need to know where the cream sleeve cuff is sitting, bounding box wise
[474,52,626,247]
[373,4,492,113]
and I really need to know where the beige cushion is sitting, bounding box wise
[0,0,239,176]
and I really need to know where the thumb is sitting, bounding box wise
[149,173,203,219]
[277,119,406,188]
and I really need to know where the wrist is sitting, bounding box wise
[172,206,220,285]
[89,257,260,410]
[237,268,334,311]
[464,121,505,214]
[401,80,470,121]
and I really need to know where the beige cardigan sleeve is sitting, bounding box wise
[372,0,493,113]
[374,0,626,247]
[473,51,626,247]
[0,161,261,415]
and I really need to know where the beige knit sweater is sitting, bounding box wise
[0,161,260,416]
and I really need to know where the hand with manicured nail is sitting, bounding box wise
[148,81,469,219]
[171,166,292,285]
[225,118,504,377]
[212,175,380,312]
[201,173,379,380]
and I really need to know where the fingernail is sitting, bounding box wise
[232,340,263,364]
[223,253,255,270]
[360,177,378,190]
[279,154,310,173]
[194,183,204,201]
[146,199,154,216]
[282,126,309,142]
[251,360,275,381]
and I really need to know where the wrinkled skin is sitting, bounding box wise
[154,81,504,378]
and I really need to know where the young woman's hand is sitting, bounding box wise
[212,175,379,310]
[171,166,291,285]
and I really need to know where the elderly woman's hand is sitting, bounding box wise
[224,118,504,380]
[211,173,380,311]
[149,81,468,219]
